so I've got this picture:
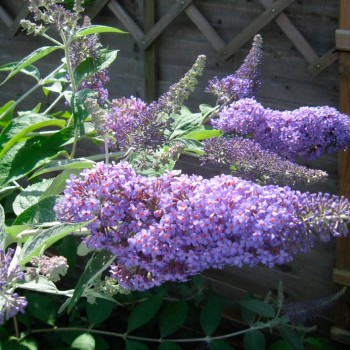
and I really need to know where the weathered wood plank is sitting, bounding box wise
[185,3,225,51]
[144,0,157,102]
[333,268,350,287]
[107,0,144,42]
[10,6,29,36]
[219,0,295,61]
[0,5,13,28]
[259,0,318,63]
[86,0,110,20]
[309,48,338,75]
[141,0,193,50]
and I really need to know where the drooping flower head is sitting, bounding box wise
[55,161,350,291]
[206,34,263,103]
[201,136,328,185]
[211,98,350,160]
[0,249,27,325]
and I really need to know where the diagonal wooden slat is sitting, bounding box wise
[107,0,144,42]
[259,0,318,63]
[309,48,338,75]
[86,0,111,20]
[140,0,193,50]
[10,6,29,35]
[185,3,225,51]
[219,0,295,62]
[0,5,13,28]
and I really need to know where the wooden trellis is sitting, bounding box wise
[0,0,339,101]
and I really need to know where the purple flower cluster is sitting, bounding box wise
[211,98,350,160]
[206,35,263,103]
[105,97,169,151]
[69,17,109,104]
[201,136,327,185]
[0,249,27,325]
[55,161,350,291]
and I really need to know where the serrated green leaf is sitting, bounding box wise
[238,299,275,318]
[87,298,114,326]
[76,25,127,37]
[125,340,149,350]
[0,184,19,200]
[200,295,222,335]
[157,342,182,350]
[209,340,234,350]
[159,300,188,337]
[0,204,5,250]
[182,128,221,140]
[13,196,58,225]
[243,330,266,350]
[0,62,40,81]
[71,333,95,350]
[127,290,166,332]
[13,178,54,216]
[19,221,90,265]
[1,46,62,85]
[71,89,94,127]
[0,127,73,186]
[279,325,305,350]
[199,104,215,115]
[31,158,94,178]
[73,50,119,87]
[68,250,116,312]
[0,114,65,156]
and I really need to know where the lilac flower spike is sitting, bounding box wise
[211,98,350,160]
[206,34,263,103]
[55,161,350,291]
[0,249,27,325]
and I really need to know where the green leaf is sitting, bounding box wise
[76,25,127,37]
[125,340,149,350]
[40,168,86,199]
[182,128,221,140]
[159,300,188,337]
[13,196,58,225]
[200,295,222,335]
[73,50,119,87]
[209,340,235,350]
[31,158,94,178]
[20,275,59,294]
[0,114,65,157]
[238,300,275,318]
[26,293,57,325]
[268,339,294,350]
[0,127,73,187]
[1,46,62,85]
[71,333,95,350]
[243,330,266,350]
[0,204,5,250]
[279,326,305,350]
[0,184,20,201]
[71,89,94,127]
[157,342,182,350]
[13,178,54,216]
[19,221,90,265]
[0,100,15,127]
[0,62,40,81]
[87,298,114,326]
[67,250,116,312]
[127,290,166,332]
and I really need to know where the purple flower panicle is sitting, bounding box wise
[55,161,350,291]
[206,35,263,103]
[201,136,328,185]
[211,98,350,160]
[0,249,27,325]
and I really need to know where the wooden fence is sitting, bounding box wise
[0,0,349,343]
